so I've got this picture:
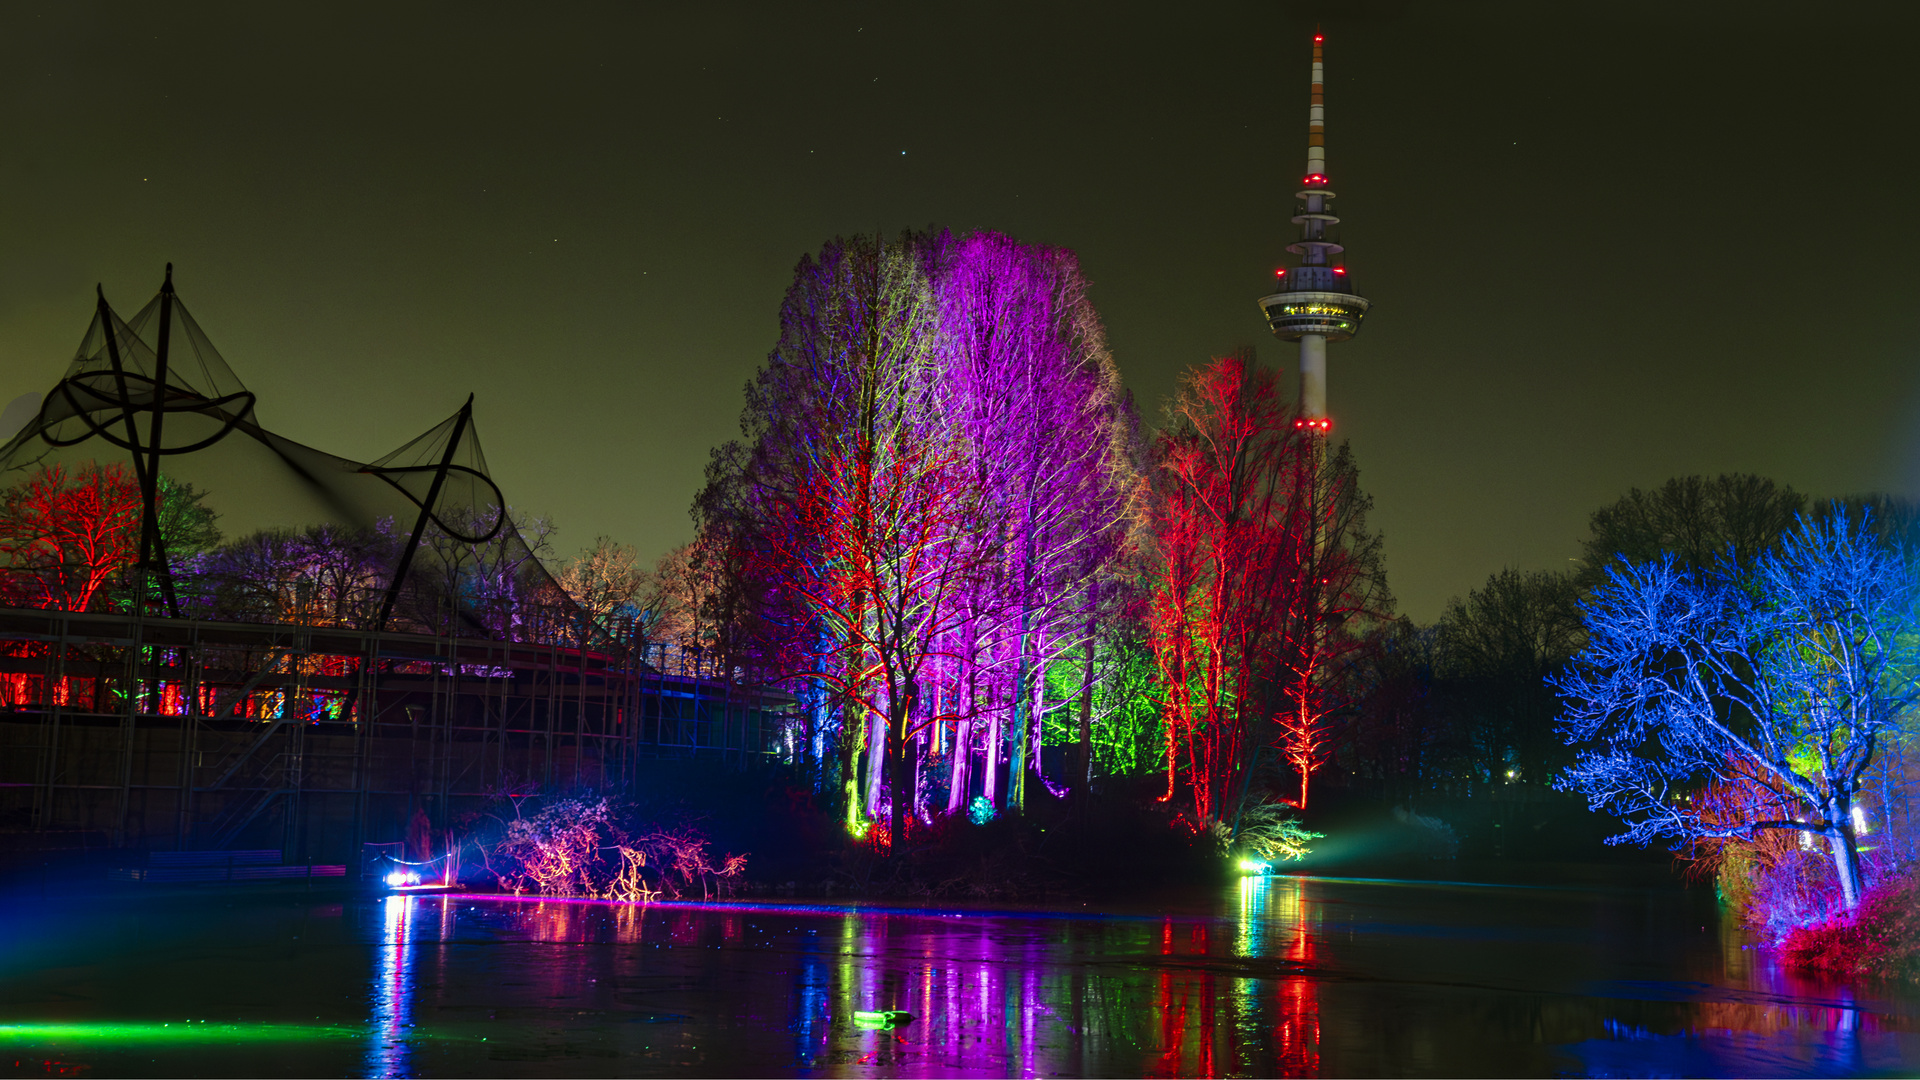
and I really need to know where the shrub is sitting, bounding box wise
[482,796,747,900]
[1229,801,1322,865]
[1780,862,1920,983]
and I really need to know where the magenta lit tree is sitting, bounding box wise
[698,229,1140,841]
[930,232,1137,815]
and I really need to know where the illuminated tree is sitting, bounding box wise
[408,504,562,641]
[1145,353,1386,821]
[930,231,1137,813]
[1557,511,1920,912]
[634,541,718,657]
[1266,440,1389,811]
[486,796,746,900]
[701,230,990,844]
[1146,353,1300,821]
[155,475,222,561]
[699,230,1139,839]
[559,536,648,646]
[0,462,142,611]
[191,522,397,627]
[1042,628,1164,780]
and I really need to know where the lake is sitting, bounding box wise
[1,874,1915,1076]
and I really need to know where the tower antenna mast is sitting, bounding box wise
[1259,29,1371,432]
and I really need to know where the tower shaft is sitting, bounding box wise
[1300,333,1327,420]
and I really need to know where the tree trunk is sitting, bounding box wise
[947,672,974,813]
[864,707,887,820]
[1828,806,1863,911]
[1028,670,1046,798]
[1009,622,1032,814]
[888,696,913,854]
[1075,583,1098,791]
[912,728,926,822]
[840,688,864,834]
[984,700,1002,808]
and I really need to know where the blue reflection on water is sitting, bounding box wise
[1566,1025,1893,1078]
[365,895,415,1078]
[1567,951,1912,1077]
[790,931,831,1068]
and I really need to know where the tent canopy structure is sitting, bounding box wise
[0,266,592,645]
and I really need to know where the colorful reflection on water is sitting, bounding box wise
[349,877,1916,1076]
[1,876,1916,1076]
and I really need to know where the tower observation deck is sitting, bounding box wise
[1258,31,1370,432]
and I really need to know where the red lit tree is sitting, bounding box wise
[1267,438,1390,809]
[0,462,143,611]
[1145,353,1387,823]
[1147,353,1302,822]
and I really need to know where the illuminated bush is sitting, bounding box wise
[492,797,612,897]
[1228,801,1322,864]
[1780,863,1920,982]
[484,796,746,901]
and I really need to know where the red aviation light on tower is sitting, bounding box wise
[1294,417,1333,433]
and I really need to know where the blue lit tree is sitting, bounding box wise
[1556,512,1919,911]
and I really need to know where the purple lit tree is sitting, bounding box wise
[191,522,398,627]
[697,229,1140,840]
[930,232,1137,814]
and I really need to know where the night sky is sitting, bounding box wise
[2,2,1916,622]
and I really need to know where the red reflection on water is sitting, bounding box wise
[1155,963,1186,1075]
[1275,877,1321,1076]
[1150,911,1231,1076]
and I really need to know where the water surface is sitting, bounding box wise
[1,875,1915,1076]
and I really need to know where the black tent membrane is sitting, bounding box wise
[0,275,613,650]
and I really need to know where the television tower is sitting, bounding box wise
[1259,31,1370,433]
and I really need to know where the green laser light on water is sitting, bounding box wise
[0,1022,362,1044]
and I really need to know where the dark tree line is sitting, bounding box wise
[1338,474,1818,802]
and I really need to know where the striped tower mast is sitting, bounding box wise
[1259,30,1370,433]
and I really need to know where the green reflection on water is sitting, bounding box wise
[0,1022,363,1044]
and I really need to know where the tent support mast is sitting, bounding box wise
[375,394,473,633]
